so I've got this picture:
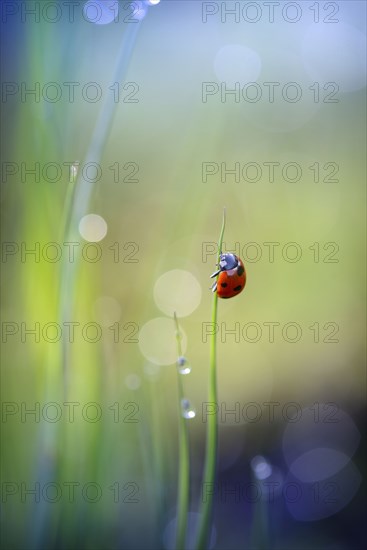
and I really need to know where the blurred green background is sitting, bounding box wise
[1,1,366,549]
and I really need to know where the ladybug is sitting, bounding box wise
[210,253,246,299]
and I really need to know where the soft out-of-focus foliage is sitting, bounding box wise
[1,1,365,549]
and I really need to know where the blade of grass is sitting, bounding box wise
[174,312,190,550]
[195,208,226,550]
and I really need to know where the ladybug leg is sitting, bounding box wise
[210,268,221,278]
[211,281,217,293]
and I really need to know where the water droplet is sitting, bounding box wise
[251,455,272,480]
[181,399,196,419]
[177,356,191,375]
[70,162,79,183]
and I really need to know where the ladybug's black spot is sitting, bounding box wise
[220,282,228,288]
[234,285,242,292]
[237,265,244,276]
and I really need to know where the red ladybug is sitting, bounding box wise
[210,253,246,299]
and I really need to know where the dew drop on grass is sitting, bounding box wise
[70,162,79,183]
[177,356,191,375]
[181,399,196,419]
[251,455,272,480]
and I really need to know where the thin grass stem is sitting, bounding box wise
[174,312,190,550]
[195,208,226,550]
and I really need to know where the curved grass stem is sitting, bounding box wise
[174,312,190,550]
[195,208,226,550]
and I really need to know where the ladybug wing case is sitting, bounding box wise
[216,267,246,298]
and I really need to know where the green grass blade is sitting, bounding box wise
[195,208,226,550]
[174,312,190,550]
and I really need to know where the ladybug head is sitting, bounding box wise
[219,253,238,271]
